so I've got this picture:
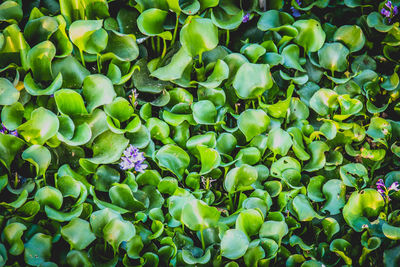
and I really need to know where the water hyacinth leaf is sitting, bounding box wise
[82,74,116,113]
[90,208,122,237]
[102,30,139,62]
[259,221,288,245]
[103,218,136,252]
[309,89,339,116]
[267,128,293,156]
[84,130,129,164]
[235,209,264,237]
[109,184,146,212]
[0,78,19,105]
[211,6,243,30]
[321,179,346,215]
[155,144,190,180]
[322,217,340,241]
[45,205,83,222]
[382,223,400,240]
[61,218,96,250]
[137,8,168,36]
[257,10,294,31]
[27,41,56,82]
[292,194,323,221]
[54,89,88,116]
[0,134,24,170]
[34,186,63,209]
[270,156,301,178]
[240,43,266,63]
[334,25,365,53]
[17,107,59,145]
[233,63,273,99]
[181,199,220,231]
[0,24,30,70]
[151,47,192,81]
[330,239,352,265]
[198,59,229,88]
[281,44,305,72]
[66,250,92,267]
[366,117,391,140]
[23,72,63,96]
[293,19,326,53]
[334,94,363,120]
[69,20,108,54]
[180,17,218,57]
[22,145,51,177]
[181,249,211,265]
[340,163,368,188]
[318,43,349,73]
[192,100,217,125]
[1,102,24,131]
[24,233,52,266]
[343,189,385,232]
[221,229,249,260]
[3,222,27,256]
[238,109,270,141]
[198,145,221,175]
[52,56,90,89]
[0,1,22,23]
[224,164,258,193]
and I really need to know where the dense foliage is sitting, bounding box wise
[0,0,400,266]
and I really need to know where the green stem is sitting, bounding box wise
[200,228,206,251]
[14,172,18,188]
[161,38,167,59]
[79,49,86,67]
[157,36,161,55]
[226,30,230,47]
[97,54,101,73]
[172,13,180,45]
[198,52,203,65]
[151,37,156,52]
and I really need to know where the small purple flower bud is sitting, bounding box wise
[296,0,302,5]
[291,7,301,17]
[386,1,393,9]
[10,130,18,137]
[394,6,399,15]
[381,8,391,17]
[389,181,400,192]
[242,13,250,23]
[376,179,385,187]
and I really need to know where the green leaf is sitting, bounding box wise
[259,220,288,245]
[3,222,27,256]
[61,218,96,250]
[309,89,339,116]
[224,164,258,193]
[257,10,294,31]
[22,145,51,177]
[198,145,221,175]
[24,233,52,266]
[343,189,385,232]
[17,107,59,145]
[27,41,56,82]
[334,25,365,53]
[198,59,229,88]
[293,19,326,53]
[103,218,136,252]
[318,43,349,73]
[192,100,217,125]
[330,239,352,265]
[281,44,305,72]
[155,144,190,180]
[238,109,270,141]
[84,130,129,164]
[267,128,292,156]
[0,78,19,105]
[54,89,88,116]
[69,20,108,54]
[102,30,139,61]
[182,199,220,231]
[340,163,368,188]
[292,194,323,221]
[221,229,249,260]
[0,134,24,170]
[180,17,218,57]
[151,47,192,81]
[233,63,273,99]
[82,74,116,113]
[303,141,329,172]
[235,209,264,237]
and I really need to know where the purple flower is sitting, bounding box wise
[376,179,399,201]
[0,123,18,136]
[242,13,250,23]
[381,1,399,21]
[120,145,147,173]
[388,181,400,192]
[291,7,301,17]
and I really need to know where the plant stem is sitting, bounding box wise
[161,38,167,59]
[79,49,86,67]
[172,13,180,45]
[226,30,230,47]
[200,228,206,251]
